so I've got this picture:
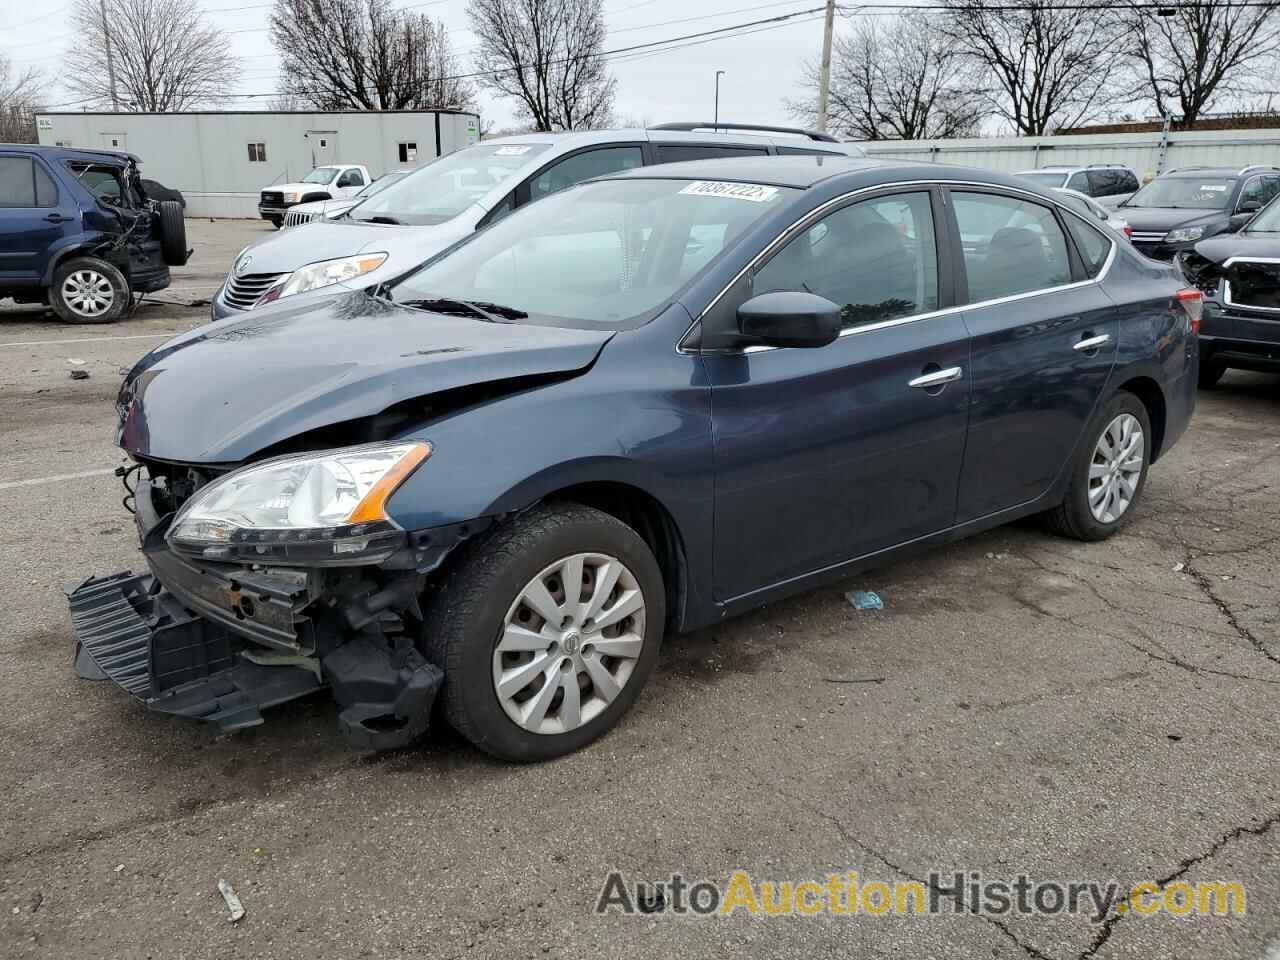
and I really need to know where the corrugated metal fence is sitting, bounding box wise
[859,127,1280,179]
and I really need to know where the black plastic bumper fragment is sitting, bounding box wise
[68,571,323,733]
[323,638,443,751]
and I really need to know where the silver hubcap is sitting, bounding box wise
[61,269,115,317]
[493,552,646,736]
[1089,413,1144,523]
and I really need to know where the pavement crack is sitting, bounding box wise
[1182,554,1280,666]
[766,778,1056,960]
[1077,811,1280,960]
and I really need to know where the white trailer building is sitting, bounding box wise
[34,110,481,218]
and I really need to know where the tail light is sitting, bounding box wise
[1175,288,1202,334]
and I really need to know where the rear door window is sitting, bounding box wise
[530,146,643,201]
[1065,171,1090,192]
[951,192,1072,302]
[754,191,939,329]
[0,156,56,207]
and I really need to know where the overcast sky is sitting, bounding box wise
[0,0,902,130]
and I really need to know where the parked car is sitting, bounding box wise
[1016,164,1140,204]
[1119,165,1280,260]
[258,163,371,228]
[0,143,186,323]
[1179,190,1280,386]
[214,122,866,319]
[72,156,1198,760]
[282,170,411,228]
[1053,187,1132,239]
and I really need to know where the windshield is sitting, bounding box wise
[1124,177,1235,209]
[1019,172,1069,189]
[393,177,796,329]
[352,142,553,225]
[357,171,408,198]
[303,166,339,184]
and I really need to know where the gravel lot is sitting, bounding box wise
[1,219,1277,959]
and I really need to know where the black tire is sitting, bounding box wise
[422,503,665,762]
[49,257,129,324]
[155,200,187,266]
[1198,358,1227,389]
[269,217,283,229]
[1042,391,1153,542]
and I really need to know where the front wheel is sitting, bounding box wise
[49,257,129,324]
[423,504,665,762]
[1042,392,1152,542]
[1198,359,1227,389]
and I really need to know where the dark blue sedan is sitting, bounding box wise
[72,156,1199,761]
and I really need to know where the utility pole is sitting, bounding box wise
[816,0,836,133]
[714,70,725,130]
[99,0,120,111]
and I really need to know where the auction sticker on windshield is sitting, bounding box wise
[1200,184,1228,191]
[680,181,780,202]
[494,146,534,157]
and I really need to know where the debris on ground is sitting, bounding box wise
[984,551,1010,560]
[1173,562,1185,572]
[65,358,85,366]
[845,590,883,610]
[113,864,124,873]
[217,879,245,923]
[823,676,887,684]
[69,369,90,380]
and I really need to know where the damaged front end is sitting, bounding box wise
[68,448,479,751]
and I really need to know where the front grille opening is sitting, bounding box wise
[1228,263,1280,310]
[223,272,284,310]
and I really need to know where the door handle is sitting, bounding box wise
[908,366,963,389]
[43,213,70,223]
[1073,333,1113,352]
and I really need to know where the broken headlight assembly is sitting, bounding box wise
[166,441,430,566]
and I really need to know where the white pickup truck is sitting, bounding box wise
[258,164,371,228]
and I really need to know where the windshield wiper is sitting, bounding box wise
[401,297,528,322]
[353,215,404,225]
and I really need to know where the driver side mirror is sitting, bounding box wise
[1237,199,1262,214]
[737,291,842,349]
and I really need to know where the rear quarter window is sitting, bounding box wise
[1063,214,1112,278]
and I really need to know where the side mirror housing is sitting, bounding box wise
[1237,199,1262,213]
[737,291,842,349]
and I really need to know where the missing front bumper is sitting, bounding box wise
[67,570,444,749]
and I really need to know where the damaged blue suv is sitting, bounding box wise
[71,157,1199,761]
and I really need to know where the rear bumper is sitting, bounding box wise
[128,241,170,293]
[1200,334,1280,371]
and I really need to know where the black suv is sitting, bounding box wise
[1180,189,1280,385]
[1120,165,1280,261]
[0,144,187,323]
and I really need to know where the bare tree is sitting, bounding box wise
[272,0,474,110]
[64,0,237,111]
[0,56,41,142]
[468,0,615,131]
[1123,1,1280,124]
[791,14,982,140]
[943,0,1124,135]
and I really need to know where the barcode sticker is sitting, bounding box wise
[679,181,780,202]
[493,145,533,157]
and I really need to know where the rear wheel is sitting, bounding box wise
[1043,392,1152,542]
[1198,359,1227,389]
[422,504,664,762]
[49,257,129,324]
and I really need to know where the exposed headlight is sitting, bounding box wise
[284,191,300,204]
[262,252,388,302]
[167,441,430,565]
[1165,226,1205,243]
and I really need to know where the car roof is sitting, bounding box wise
[599,154,1040,193]
[1017,164,1130,173]
[482,127,864,156]
[0,142,140,163]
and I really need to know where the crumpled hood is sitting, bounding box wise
[119,292,613,464]
[236,215,477,275]
[1192,230,1280,265]
[1117,207,1226,234]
